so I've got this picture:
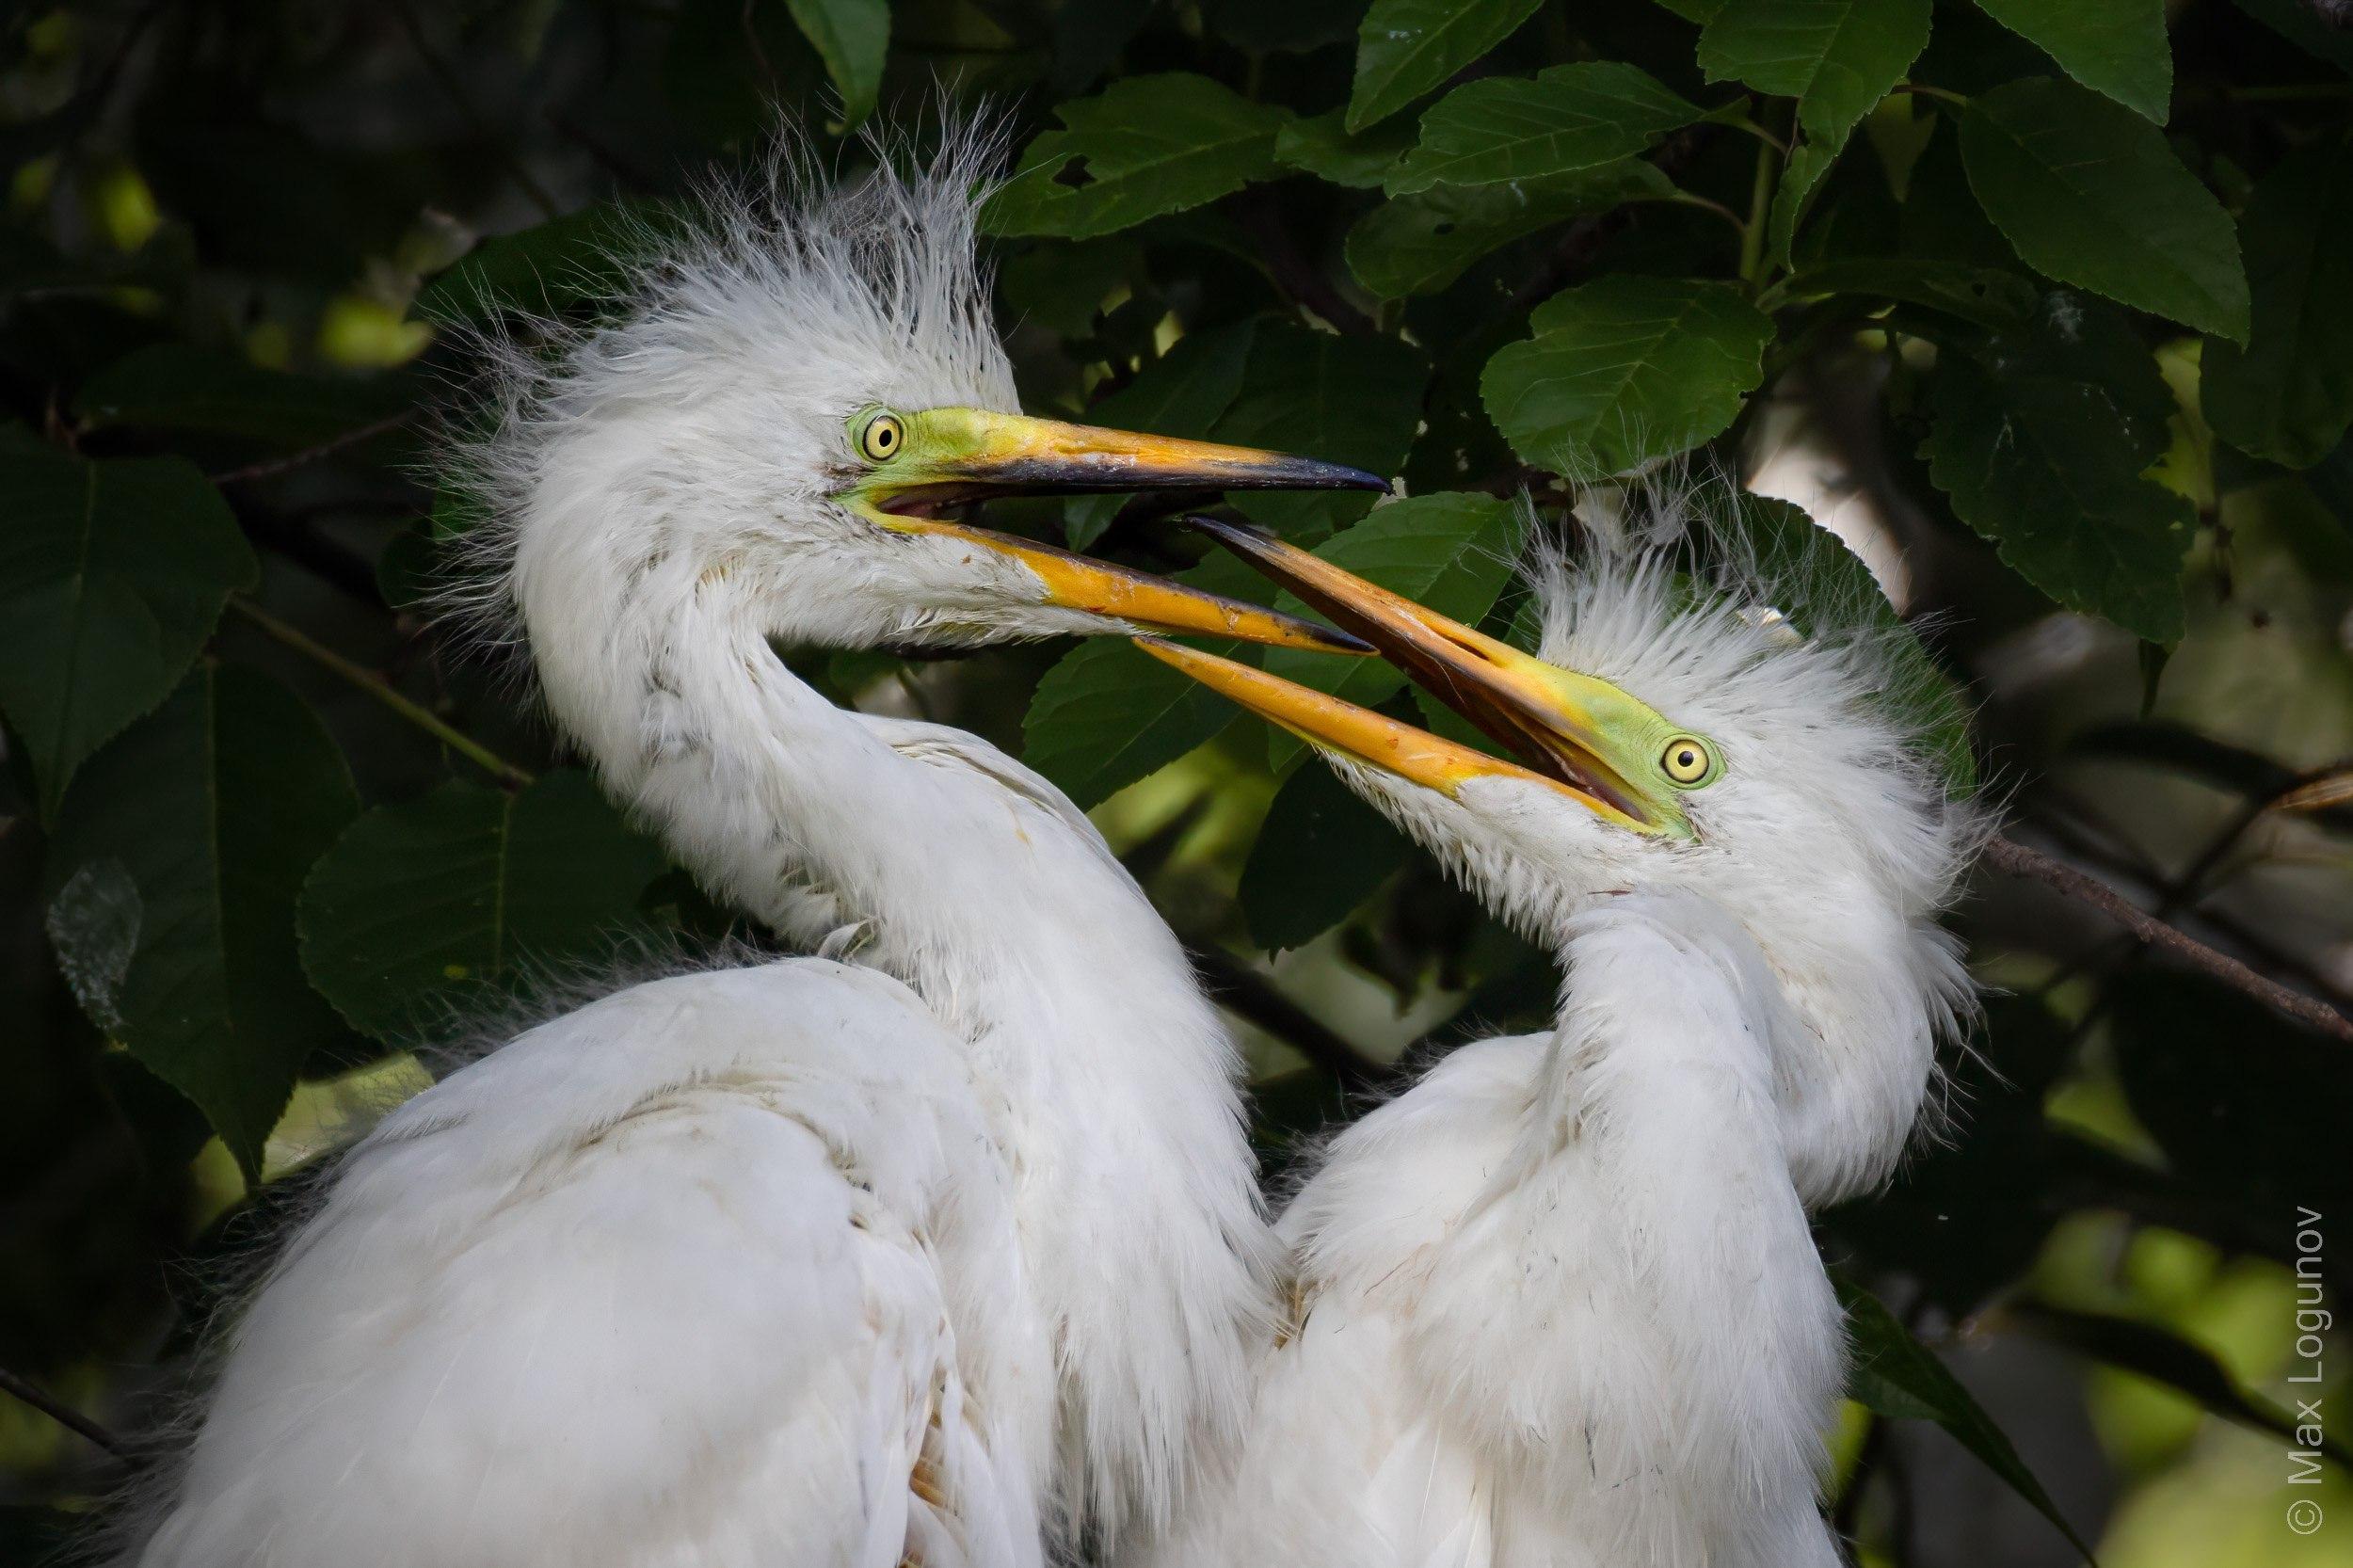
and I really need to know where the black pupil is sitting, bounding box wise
[1676,748,1695,769]
[873,424,894,450]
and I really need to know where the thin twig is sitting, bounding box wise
[1981,835,2353,1043]
[1187,943,1386,1089]
[0,1364,127,1457]
[1895,82,1970,107]
[1663,188,1750,240]
[227,598,536,790]
[2025,803,2353,1012]
[1737,131,1776,289]
[210,413,414,486]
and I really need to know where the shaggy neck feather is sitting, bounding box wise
[519,561,1273,1541]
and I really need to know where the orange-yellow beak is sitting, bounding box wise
[844,408,1388,651]
[1154,517,1686,835]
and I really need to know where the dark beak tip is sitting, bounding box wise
[1290,461,1387,494]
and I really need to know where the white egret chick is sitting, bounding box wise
[1132,503,1981,1568]
[112,142,1382,1568]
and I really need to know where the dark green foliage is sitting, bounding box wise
[45,666,359,1178]
[2,2,2345,1552]
[298,772,670,1044]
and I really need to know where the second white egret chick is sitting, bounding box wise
[1133,497,1982,1567]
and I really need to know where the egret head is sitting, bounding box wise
[1149,498,1985,1192]
[449,127,1378,690]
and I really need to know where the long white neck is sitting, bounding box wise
[1481,893,1847,1552]
[513,545,1274,1542]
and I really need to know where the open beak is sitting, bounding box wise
[1168,517,1669,832]
[871,410,1387,516]
[864,411,1386,652]
[888,517,1373,652]
[1134,636,1639,822]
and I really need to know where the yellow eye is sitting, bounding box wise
[859,413,904,462]
[1660,736,1714,786]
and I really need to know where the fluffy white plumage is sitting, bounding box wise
[115,135,1279,1567]
[1129,493,1985,1568]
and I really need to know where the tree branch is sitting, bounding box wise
[0,1364,126,1457]
[227,598,536,790]
[210,413,414,486]
[1981,834,2353,1043]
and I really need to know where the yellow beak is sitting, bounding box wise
[870,410,1389,515]
[854,410,1388,651]
[1170,517,1670,832]
[1133,635,1636,820]
[887,517,1372,652]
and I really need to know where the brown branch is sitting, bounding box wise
[1981,835,2353,1043]
[210,412,414,486]
[1186,943,1387,1089]
[0,1364,126,1457]
[228,598,536,790]
[2025,803,2353,1012]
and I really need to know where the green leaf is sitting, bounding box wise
[1210,325,1429,540]
[45,666,360,1177]
[1065,320,1259,550]
[419,200,685,323]
[298,772,670,1044]
[1961,78,2249,342]
[782,0,889,128]
[983,75,1289,240]
[1976,0,2172,122]
[0,449,258,817]
[1275,110,1417,189]
[1698,0,1929,270]
[75,344,409,450]
[1711,493,1976,791]
[1347,161,1673,298]
[1921,298,2193,643]
[2203,143,2353,468]
[1765,137,1838,273]
[1023,552,1275,808]
[1697,0,1930,145]
[1481,277,1774,479]
[1385,63,1706,195]
[1241,761,1411,951]
[1837,1273,2098,1560]
[2008,1303,2353,1469]
[1262,492,1521,769]
[1348,0,1545,132]
[1774,258,2040,333]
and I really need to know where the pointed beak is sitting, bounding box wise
[882,517,1372,651]
[849,409,1387,650]
[1177,517,1670,832]
[1134,635,1634,818]
[871,410,1387,516]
